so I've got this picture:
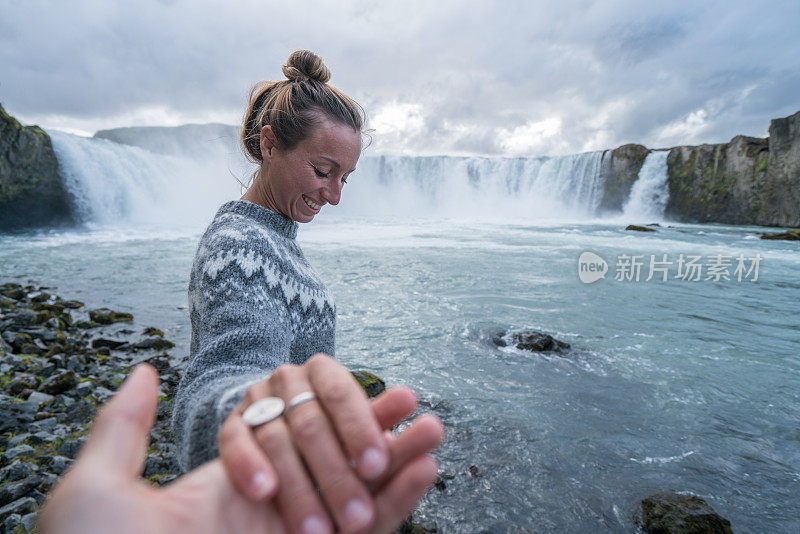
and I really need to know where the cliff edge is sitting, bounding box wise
[0,104,74,230]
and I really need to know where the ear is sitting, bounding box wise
[259,125,277,162]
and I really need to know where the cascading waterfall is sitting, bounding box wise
[48,125,670,228]
[621,150,670,221]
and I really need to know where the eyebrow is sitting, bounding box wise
[320,155,356,173]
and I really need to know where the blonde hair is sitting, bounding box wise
[241,50,365,163]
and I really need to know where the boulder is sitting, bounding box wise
[494,330,570,353]
[0,104,74,230]
[640,492,733,533]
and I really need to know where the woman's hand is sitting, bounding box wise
[218,353,443,534]
[39,363,443,534]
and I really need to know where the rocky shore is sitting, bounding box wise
[0,282,408,533]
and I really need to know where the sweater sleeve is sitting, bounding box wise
[171,234,293,472]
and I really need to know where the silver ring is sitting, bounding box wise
[286,391,316,412]
[242,397,285,427]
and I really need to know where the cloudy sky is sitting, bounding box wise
[2,0,799,156]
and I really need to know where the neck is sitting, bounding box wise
[241,168,282,216]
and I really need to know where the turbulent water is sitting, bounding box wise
[2,131,799,532]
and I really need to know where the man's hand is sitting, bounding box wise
[39,362,443,534]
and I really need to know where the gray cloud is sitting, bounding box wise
[1,0,798,155]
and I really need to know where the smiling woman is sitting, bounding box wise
[170,50,442,534]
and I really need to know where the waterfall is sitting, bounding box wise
[48,125,649,228]
[621,151,670,221]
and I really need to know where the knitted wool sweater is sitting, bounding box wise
[171,200,336,471]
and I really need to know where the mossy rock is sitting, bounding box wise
[38,370,78,395]
[760,228,800,241]
[640,492,733,533]
[626,224,657,232]
[142,327,164,337]
[351,371,386,398]
[88,308,133,324]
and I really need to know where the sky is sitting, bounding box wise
[2,0,799,157]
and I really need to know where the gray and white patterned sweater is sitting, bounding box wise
[171,200,336,471]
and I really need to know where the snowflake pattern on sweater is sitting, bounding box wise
[171,200,336,471]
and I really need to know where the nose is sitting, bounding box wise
[320,178,343,206]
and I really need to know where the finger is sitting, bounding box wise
[219,380,279,501]
[253,413,335,534]
[369,415,443,493]
[218,411,278,501]
[372,455,438,533]
[77,364,159,478]
[369,386,417,431]
[274,364,375,533]
[307,354,389,481]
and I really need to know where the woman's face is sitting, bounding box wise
[260,118,361,223]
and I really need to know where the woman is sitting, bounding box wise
[171,50,442,534]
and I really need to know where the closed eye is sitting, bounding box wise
[313,167,329,178]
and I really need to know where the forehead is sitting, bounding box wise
[299,118,361,168]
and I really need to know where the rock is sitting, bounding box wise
[0,104,74,230]
[26,391,55,408]
[7,434,31,448]
[58,437,86,458]
[351,371,386,398]
[44,456,73,475]
[30,417,58,432]
[760,228,800,240]
[0,283,26,301]
[21,511,37,531]
[91,386,115,403]
[468,465,484,477]
[3,513,22,531]
[0,461,37,483]
[142,327,164,337]
[0,400,38,433]
[91,338,128,350]
[0,475,41,507]
[640,492,733,533]
[3,331,33,352]
[495,330,571,352]
[133,337,175,350]
[3,444,34,461]
[6,374,38,396]
[38,369,77,394]
[88,308,133,325]
[600,144,651,212]
[63,398,95,423]
[626,224,657,232]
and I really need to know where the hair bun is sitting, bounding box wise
[282,50,331,83]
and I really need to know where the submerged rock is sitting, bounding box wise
[759,229,800,241]
[640,492,733,533]
[351,371,386,398]
[493,330,570,353]
[626,224,657,232]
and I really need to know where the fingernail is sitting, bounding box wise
[344,498,373,530]
[301,515,330,534]
[251,471,275,499]
[359,447,387,479]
